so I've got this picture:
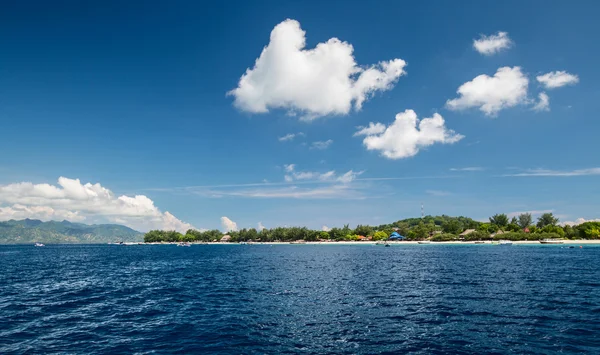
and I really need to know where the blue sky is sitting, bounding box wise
[1,0,599,231]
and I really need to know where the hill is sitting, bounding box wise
[0,219,143,244]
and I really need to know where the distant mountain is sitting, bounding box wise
[0,219,143,244]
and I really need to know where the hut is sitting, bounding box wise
[220,235,231,242]
[389,231,405,240]
[460,229,475,236]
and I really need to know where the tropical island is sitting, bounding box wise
[143,213,600,243]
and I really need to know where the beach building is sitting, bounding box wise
[389,231,405,240]
[491,230,506,238]
[460,229,475,236]
[220,235,231,242]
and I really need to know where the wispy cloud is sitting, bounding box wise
[194,184,366,200]
[310,139,333,150]
[426,190,451,196]
[278,132,305,142]
[450,167,484,171]
[504,168,600,177]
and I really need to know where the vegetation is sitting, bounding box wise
[0,219,142,244]
[143,212,600,243]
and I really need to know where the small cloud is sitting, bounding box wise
[426,190,451,196]
[536,71,579,89]
[449,167,484,171]
[221,216,238,232]
[354,110,463,159]
[284,164,296,173]
[504,168,600,177]
[336,170,364,183]
[446,66,528,116]
[278,132,305,142]
[473,31,513,55]
[322,225,331,232]
[532,92,550,112]
[258,222,266,230]
[561,217,600,226]
[310,140,333,150]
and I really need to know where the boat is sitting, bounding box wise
[474,241,485,244]
[418,241,431,244]
[540,239,564,244]
[375,241,386,245]
[34,243,45,247]
[384,243,391,247]
[498,240,513,246]
[177,242,191,247]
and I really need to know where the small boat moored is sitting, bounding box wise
[540,239,564,244]
[34,243,45,247]
[417,241,431,244]
[498,240,513,246]
[177,242,191,247]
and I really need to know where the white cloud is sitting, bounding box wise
[504,168,600,177]
[258,222,266,230]
[0,177,194,233]
[533,92,550,112]
[536,71,579,89]
[228,19,407,120]
[354,109,463,159]
[282,164,360,183]
[310,140,333,150]
[562,218,600,226]
[221,216,238,232]
[354,123,386,136]
[322,225,331,232]
[337,170,363,183]
[278,132,304,142]
[284,164,296,173]
[278,133,296,142]
[446,67,529,116]
[473,31,513,55]
[426,190,451,196]
[450,167,484,171]
[208,184,362,200]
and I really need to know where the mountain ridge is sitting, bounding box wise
[0,219,143,244]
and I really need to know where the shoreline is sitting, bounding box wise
[142,240,600,246]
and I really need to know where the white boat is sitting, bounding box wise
[177,242,191,247]
[34,243,45,247]
[418,241,431,244]
[540,239,564,244]
[498,240,513,246]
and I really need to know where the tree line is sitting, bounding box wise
[143,213,600,243]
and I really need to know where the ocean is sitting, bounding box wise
[1,244,599,354]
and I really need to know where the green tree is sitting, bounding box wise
[354,224,374,237]
[489,214,509,227]
[442,219,463,234]
[372,231,388,241]
[517,213,532,229]
[537,213,559,228]
[506,223,521,232]
[318,231,330,240]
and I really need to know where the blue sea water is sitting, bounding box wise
[1,244,599,354]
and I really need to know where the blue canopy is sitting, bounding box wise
[389,231,405,240]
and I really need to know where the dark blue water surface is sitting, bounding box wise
[1,244,600,354]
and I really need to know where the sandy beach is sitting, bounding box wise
[143,240,600,246]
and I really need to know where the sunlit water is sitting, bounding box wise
[1,244,599,354]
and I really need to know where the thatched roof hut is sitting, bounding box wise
[220,235,231,242]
